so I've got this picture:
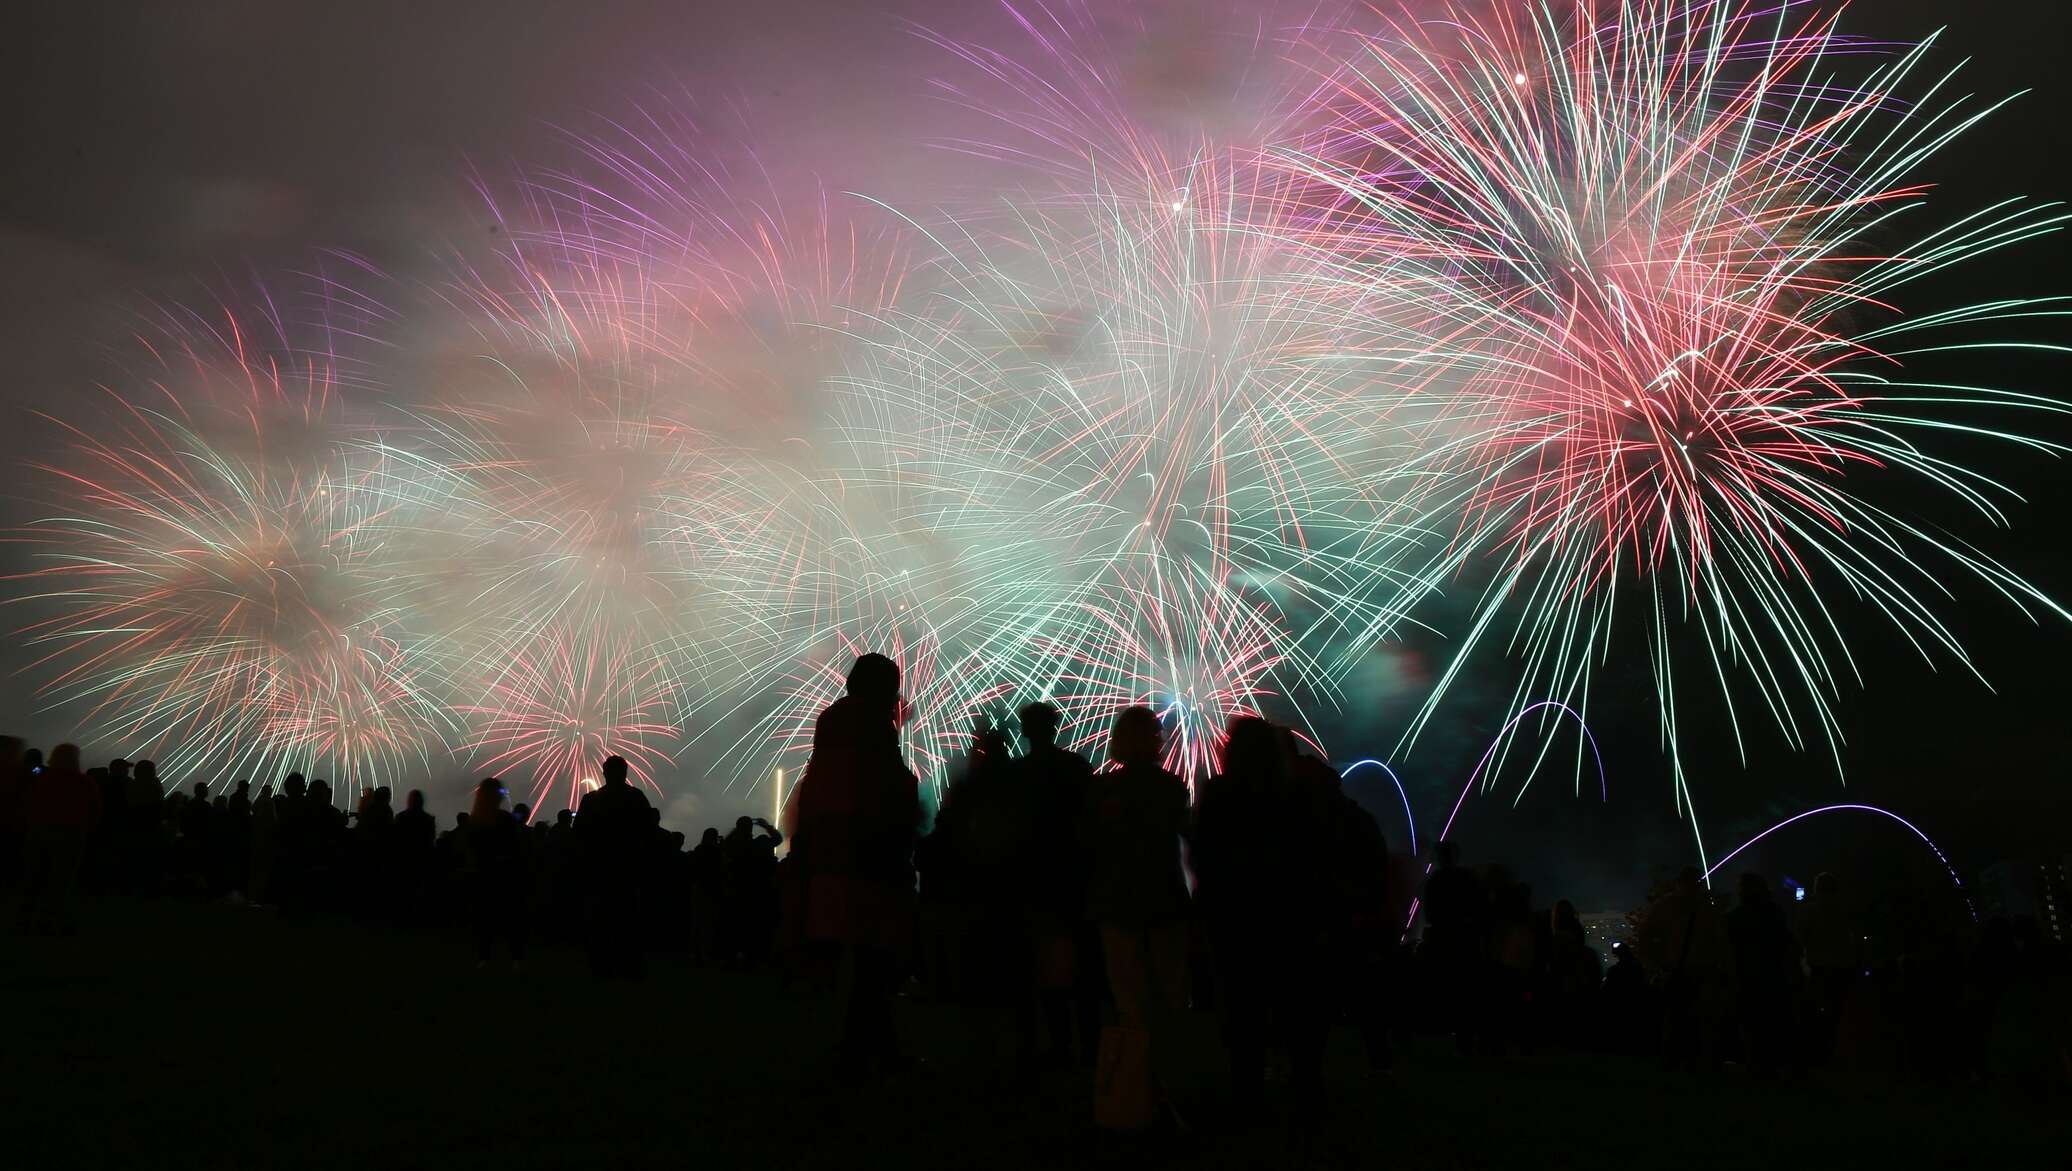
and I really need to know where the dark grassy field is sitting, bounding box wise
[3,899,2062,1170]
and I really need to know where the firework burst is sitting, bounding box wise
[459,622,681,812]
[12,283,452,791]
[1278,0,2069,846]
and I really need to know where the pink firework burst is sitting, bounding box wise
[460,624,681,814]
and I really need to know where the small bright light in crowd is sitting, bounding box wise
[1794,886,1805,902]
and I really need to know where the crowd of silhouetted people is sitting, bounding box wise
[4,653,2067,1127]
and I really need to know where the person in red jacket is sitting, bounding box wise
[23,743,100,934]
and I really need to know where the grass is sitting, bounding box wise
[2,898,2062,1169]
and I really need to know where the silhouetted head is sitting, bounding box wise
[556,809,573,826]
[1435,840,1460,868]
[845,653,901,712]
[701,828,720,846]
[469,778,507,821]
[233,779,251,795]
[404,789,425,812]
[309,779,331,804]
[512,802,530,825]
[454,813,468,827]
[1106,706,1162,768]
[1017,702,1062,748]
[22,748,43,772]
[108,758,131,778]
[193,780,210,800]
[601,755,629,787]
[134,760,157,788]
[50,743,82,774]
[1219,716,1283,781]
[735,815,753,834]
[1737,872,1772,907]
[974,724,1010,767]
[1675,866,1705,896]
[964,714,998,757]
[373,785,390,806]
[283,773,306,800]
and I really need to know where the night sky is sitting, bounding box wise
[3,1,2068,906]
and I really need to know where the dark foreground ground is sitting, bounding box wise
[3,900,2063,1170]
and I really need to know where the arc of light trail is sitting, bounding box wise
[1702,804,1974,920]
[1435,701,1608,846]
[1339,759,1416,856]
[1406,700,1608,932]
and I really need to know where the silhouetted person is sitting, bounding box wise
[1015,701,1099,1064]
[1638,867,1731,1072]
[689,827,725,964]
[786,652,922,1078]
[0,737,27,890]
[392,789,436,913]
[1799,871,1858,1063]
[1080,705,1190,1130]
[1602,940,1651,1055]
[248,785,278,906]
[464,778,529,968]
[936,717,1036,1056]
[22,743,99,934]
[303,780,347,908]
[1420,839,1487,1052]
[216,780,253,902]
[1193,716,1327,1106]
[576,755,654,979]
[722,815,784,966]
[1314,758,1403,1072]
[274,773,310,911]
[1486,872,1539,1054]
[1543,899,1602,1051]
[89,757,130,890]
[179,780,214,893]
[437,811,469,911]
[1728,872,1799,1076]
[123,760,165,893]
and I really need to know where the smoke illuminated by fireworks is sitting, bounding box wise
[9,1,2064,841]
